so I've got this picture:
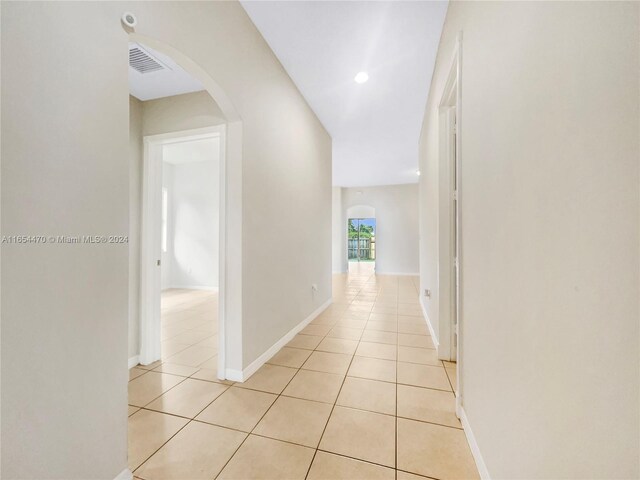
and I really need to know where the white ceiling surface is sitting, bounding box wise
[163,138,220,165]
[129,43,205,101]
[241,1,448,187]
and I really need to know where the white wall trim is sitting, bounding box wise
[419,295,440,354]
[165,285,218,291]
[226,298,332,382]
[114,468,133,480]
[458,406,490,480]
[128,355,140,369]
[140,126,228,373]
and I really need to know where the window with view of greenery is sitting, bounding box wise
[348,219,374,238]
[348,218,376,261]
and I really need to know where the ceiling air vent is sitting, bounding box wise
[129,45,167,74]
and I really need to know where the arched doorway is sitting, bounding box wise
[129,34,243,381]
[346,205,376,275]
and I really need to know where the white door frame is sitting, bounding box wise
[139,125,227,381]
[438,33,463,411]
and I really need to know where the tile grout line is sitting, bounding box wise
[303,276,371,479]
[131,294,228,476]
[134,275,452,478]
[215,315,341,480]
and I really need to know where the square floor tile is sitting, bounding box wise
[253,396,332,447]
[311,317,339,327]
[371,305,397,315]
[347,356,396,383]
[198,355,219,370]
[340,311,370,321]
[446,366,457,391]
[128,405,140,416]
[196,386,277,432]
[128,372,185,407]
[195,335,218,348]
[398,315,426,325]
[398,305,422,316]
[166,345,217,367]
[356,341,397,360]
[317,337,359,355]
[128,409,188,471]
[236,364,297,394]
[337,377,396,415]
[161,342,190,360]
[319,406,396,468]
[396,471,429,480]
[360,330,397,345]
[287,334,324,350]
[397,384,460,428]
[365,321,398,333]
[190,368,233,385]
[397,418,479,479]
[398,346,440,366]
[218,434,315,479]
[137,360,162,371]
[369,313,397,323]
[135,421,246,479]
[398,334,434,349]
[145,378,228,418]
[397,323,429,335]
[153,363,199,377]
[300,324,332,336]
[302,351,352,375]
[129,367,148,381]
[283,369,344,404]
[336,319,368,329]
[397,362,451,391]
[327,326,364,341]
[267,347,312,368]
[346,305,372,314]
[169,329,213,345]
[308,451,395,480]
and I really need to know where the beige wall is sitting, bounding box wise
[1,3,130,478]
[419,1,639,478]
[141,90,225,136]
[2,1,331,477]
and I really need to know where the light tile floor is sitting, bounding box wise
[129,266,477,479]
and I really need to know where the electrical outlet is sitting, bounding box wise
[311,284,318,292]
[424,289,431,298]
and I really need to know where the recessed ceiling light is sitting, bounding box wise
[354,72,369,84]
[416,169,421,176]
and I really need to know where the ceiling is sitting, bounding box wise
[162,138,220,165]
[129,43,205,101]
[241,1,448,187]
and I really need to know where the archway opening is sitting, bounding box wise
[346,205,376,275]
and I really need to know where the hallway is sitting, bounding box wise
[128,272,474,479]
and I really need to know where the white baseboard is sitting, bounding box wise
[419,295,439,354]
[225,368,244,382]
[458,405,490,479]
[226,297,333,382]
[114,468,133,480]
[165,285,218,291]
[128,355,140,369]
